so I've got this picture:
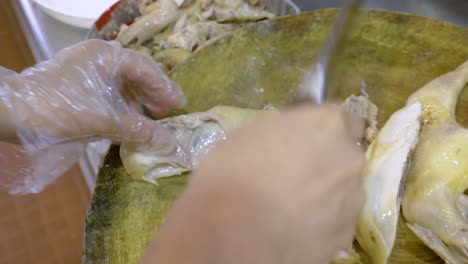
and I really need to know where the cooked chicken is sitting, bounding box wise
[153,48,191,71]
[118,0,179,45]
[120,106,269,184]
[199,1,274,22]
[341,94,379,146]
[330,247,361,264]
[402,59,468,263]
[355,101,422,264]
[117,0,278,72]
[330,95,378,264]
[121,95,378,186]
[166,21,234,51]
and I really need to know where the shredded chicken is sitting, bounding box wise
[117,0,276,71]
[166,21,234,51]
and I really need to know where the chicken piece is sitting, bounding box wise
[174,0,186,7]
[153,48,191,72]
[139,0,159,15]
[355,101,422,264]
[341,95,379,146]
[332,95,385,264]
[172,13,190,32]
[402,59,468,263]
[120,106,269,184]
[248,0,260,5]
[199,1,274,22]
[330,247,361,264]
[166,21,234,51]
[118,0,179,45]
[214,0,244,9]
[332,95,422,263]
[121,95,376,185]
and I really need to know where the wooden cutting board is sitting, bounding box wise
[83,9,468,264]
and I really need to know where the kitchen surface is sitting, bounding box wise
[1,0,467,263]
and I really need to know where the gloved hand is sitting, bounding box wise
[141,104,365,264]
[0,39,186,194]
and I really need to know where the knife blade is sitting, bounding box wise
[294,0,363,104]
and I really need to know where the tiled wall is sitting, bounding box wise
[0,1,91,263]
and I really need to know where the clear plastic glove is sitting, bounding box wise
[141,104,365,264]
[0,39,186,194]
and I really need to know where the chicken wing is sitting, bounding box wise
[402,59,468,263]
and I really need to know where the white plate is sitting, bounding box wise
[34,0,118,28]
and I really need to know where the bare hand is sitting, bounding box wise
[142,104,365,264]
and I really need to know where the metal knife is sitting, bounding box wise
[294,0,363,104]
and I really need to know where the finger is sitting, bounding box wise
[334,178,364,248]
[342,110,366,144]
[80,111,171,146]
[301,133,365,195]
[334,144,365,228]
[119,50,187,116]
[336,137,366,184]
[128,101,144,114]
[288,103,365,144]
[106,114,175,146]
[335,192,359,246]
[340,173,365,220]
